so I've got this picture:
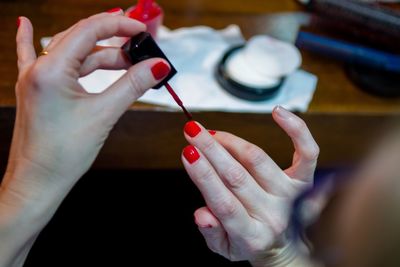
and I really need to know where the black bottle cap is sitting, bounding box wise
[122,32,177,89]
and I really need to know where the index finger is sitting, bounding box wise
[52,14,145,63]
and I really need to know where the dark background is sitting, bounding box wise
[23,169,251,267]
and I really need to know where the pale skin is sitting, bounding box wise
[0,10,170,267]
[181,109,319,266]
[0,9,320,267]
[6,8,398,266]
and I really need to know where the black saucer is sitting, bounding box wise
[215,45,285,101]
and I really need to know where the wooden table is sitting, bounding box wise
[1,0,399,171]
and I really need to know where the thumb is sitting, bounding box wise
[194,207,229,258]
[98,58,170,121]
[16,16,37,72]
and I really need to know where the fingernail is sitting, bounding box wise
[183,145,200,164]
[107,7,122,13]
[274,105,292,119]
[184,121,201,138]
[199,224,213,228]
[208,130,216,136]
[17,17,21,28]
[194,215,213,228]
[151,61,171,80]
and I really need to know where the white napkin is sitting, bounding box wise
[41,25,317,113]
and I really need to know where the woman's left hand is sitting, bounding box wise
[5,12,168,199]
[181,106,319,264]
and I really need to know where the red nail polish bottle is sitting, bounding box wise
[126,0,163,39]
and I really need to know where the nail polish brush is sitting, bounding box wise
[122,32,192,120]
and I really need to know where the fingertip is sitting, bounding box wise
[16,16,33,36]
[122,11,146,30]
[194,207,220,228]
[182,145,200,164]
[106,7,123,14]
[150,60,171,81]
[17,16,29,26]
[125,57,164,87]
[17,16,22,29]
[272,105,302,129]
[184,121,202,138]
[16,16,36,70]
[208,130,217,136]
[123,15,146,31]
[272,105,289,119]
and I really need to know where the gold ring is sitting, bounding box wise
[39,50,49,56]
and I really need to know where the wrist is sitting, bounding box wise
[0,163,75,235]
[250,239,297,267]
[249,234,312,267]
[0,162,75,267]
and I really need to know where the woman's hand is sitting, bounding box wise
[0,10,170,266]
[4,11,171,200]
[181,106,319,264]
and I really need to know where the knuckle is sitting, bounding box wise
[28,64,54,88]
[200,137,217,154]
[75,19,92,33]
[223,165,248,190]
[126,72,146,97]
[242,144,267,168]
[214,198,239,219]
[51,32,62,43]
[195,167,216,185]
[304,143,320,162]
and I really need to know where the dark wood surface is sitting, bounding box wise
[1,0,399,170]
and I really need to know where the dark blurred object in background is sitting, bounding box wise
[296,0,400,97]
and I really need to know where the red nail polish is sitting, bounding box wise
[208,130,216,136]
[183,145,200,164]
[107,7,122,13]
[198,224,213,228]
[184,121,201,138]
[17,17,21,28]
[151,61,170,80]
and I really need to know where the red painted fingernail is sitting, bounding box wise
[151,61,170,80]
[17,17,21,28]
[208,130,216,136]
[184,121,201,138]
[183,145,200,164]
[199,224,213,228]
[107,7,122,13]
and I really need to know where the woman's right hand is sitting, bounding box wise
[181,107,319,265]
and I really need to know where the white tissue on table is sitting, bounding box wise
[41,25,317,113]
